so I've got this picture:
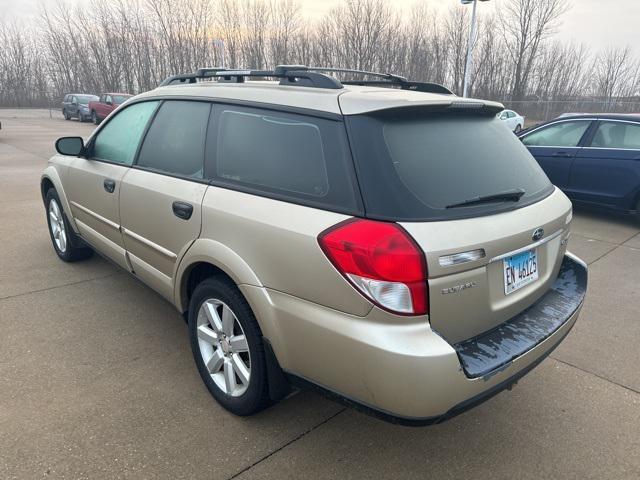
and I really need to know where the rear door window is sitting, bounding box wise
[589,121,640,149]
[521,120,591,147]
[206,104,360,213]
[346,111,554,221]
[136,100,210,179]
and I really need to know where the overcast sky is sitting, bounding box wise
[1,0,638,51]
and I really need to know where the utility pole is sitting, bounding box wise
[462,0,489,98]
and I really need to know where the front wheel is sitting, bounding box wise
[189,277,270,416]
[45,188,92,262]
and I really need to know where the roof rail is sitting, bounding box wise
[281,66,453,94]
[159,73,199,86]
[302,66,407,82]
[159,66,342,89]
[158,65,453,94]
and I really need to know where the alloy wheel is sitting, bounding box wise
[48,199,67,253]
[196,298,251,397]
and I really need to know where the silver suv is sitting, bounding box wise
[42,66,587,425]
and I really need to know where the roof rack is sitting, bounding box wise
[158,65,453,94]
[159,66,342,89]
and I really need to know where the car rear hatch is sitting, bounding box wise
[401,191,571,343]
[344,102,573,344]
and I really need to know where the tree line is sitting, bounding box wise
[1,0,639,115]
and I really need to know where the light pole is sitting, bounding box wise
[461,0,489,97]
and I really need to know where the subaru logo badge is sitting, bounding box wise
[532,227,544,241]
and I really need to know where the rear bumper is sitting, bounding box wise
[241,252,587,424]
[455,252,587,379]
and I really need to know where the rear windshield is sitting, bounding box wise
[346,111,553,221]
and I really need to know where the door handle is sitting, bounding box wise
[552,152,572,158]
[172,201,193,220]
[103,179,116,193]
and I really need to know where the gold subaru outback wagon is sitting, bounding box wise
[41,66,587,425]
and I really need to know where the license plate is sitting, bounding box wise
[503,249,538,295]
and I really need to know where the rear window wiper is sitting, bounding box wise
[446,189,525,209]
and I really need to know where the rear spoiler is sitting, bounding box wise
[365,101,504,117]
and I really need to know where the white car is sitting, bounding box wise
[498,109,525,132]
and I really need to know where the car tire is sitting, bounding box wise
[92,111,99,125]
[45,188,93,262]
[64,110,70,120]
[188,276,271,416]
[514,124,522,133]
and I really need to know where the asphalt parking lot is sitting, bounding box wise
[1,109,639,480]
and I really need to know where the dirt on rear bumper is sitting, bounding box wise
[454,253,588,379]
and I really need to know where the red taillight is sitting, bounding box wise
[318,218,428,316]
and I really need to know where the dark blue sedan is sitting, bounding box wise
[519,114,640,219]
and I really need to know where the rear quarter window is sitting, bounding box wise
[206,104,360,214]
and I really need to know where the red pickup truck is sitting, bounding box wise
[88,93,132,124]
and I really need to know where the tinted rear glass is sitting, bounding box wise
[137,100,210,178]
[206,104,360,214]
[217,109,328,196]
[346,111,553,221]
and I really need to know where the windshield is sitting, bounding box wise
[78,95,97,105]
[113,95,131,104]
[345,111,553,221]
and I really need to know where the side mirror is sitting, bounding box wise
[55,136,85,156]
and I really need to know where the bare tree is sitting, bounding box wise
[2,0,639,115]
[471,14,511,99]
[499,0,570,101]
[442,6,469,96]
[315,0,399,74]
[268,0,301,65]
[593,46,640,107]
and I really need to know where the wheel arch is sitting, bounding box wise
[178,243,291,401]
[41,177,55,202]
[174,238,263,314]
[41,168,79,233]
